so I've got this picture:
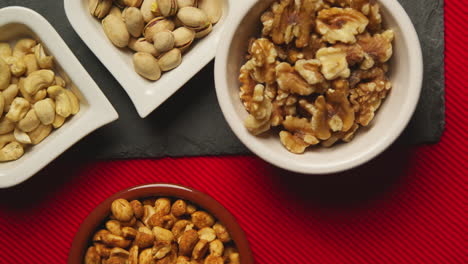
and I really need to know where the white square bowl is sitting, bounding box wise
[64,0,231,118]
[0,6,118,188]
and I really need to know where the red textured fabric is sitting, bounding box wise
[0,1,467,263]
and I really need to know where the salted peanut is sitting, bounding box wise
[204,255,223,264]
[176,256,191,264]
[158,48,181,71]
[154,240,172,259]
[102,14,131,48]
[143,17,175,43]
[316,7,369,44]
[212,223,230,243]
[63,89,80,115]
[191,211,215,229]
[153,226,175,242]
[34,98,56,125]
[23,54,39,76]
[129,38,159,56]
[123,7,145,37]
[6,97,30,122]
[141,0,157,22]
[197,227,216,242]
[0,133,15,149]
[139,248,154,264]
[0,58,11,91]
[28,124,52,145]
[153,30,175,53]
[171,199,187,217]
[0,118,15,135]
[173,27,195,52]
[23,69,55,95]
[133,52,161,81]
[89,0,113,19]
[157,0,178,17]
[47,86,72,118]
[14,128,32,144]
[106,220,123,236]
[209,239,223,257]
[13,39,36,58]
[316,47,350,80]
[52,114,65,129]
[4,56,26,77]
[135,226,155,248]
[178,229,199,256]
[94,243,112,258]
[0,43,12,60]
[142,204,157,226]
[130,200,144,219]
[172,219,191,239]
[34,44,53,69]
[198,0,222,24]
[111,199,134,222]
[128,245,139,264]
[122,226,138,239]
[84,246,101,264]
[18,109,40,132]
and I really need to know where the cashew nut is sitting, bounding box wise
[47,85,73,118]
[0,133,15,148]
[10,77,18,84]
[0,43,12,60]
[6,97,30,122]
[53,76,67,87]
[23,69,55,95]
[19,77,47,104]
[0,118,15,134]
[23,54,39,76]
[0,141,24,162]
[34,98,56,125]
[64,89,80,115]
[0,58,11,91]
[13,39,37,58]
[18,109,41,132]
[52,114,65,129]
[0,92,4,118]
[28,124,52,145]
[3,56,26,77]
[2,84,19,113]
[14,128,32,144]
[34,44,54,69]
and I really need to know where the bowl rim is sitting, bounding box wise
[0,6,118,188]
[214,0,423,174]
[68,183,254,264]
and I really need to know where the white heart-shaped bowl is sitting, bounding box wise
[215,0,423,174]
[64,0,230,118]
[0,7,118,188]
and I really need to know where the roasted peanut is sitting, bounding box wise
[153,226,174,242]
[154,240,172,259]
[191,211,215,229]
[192,239,209,260]
[94,243,112,258]
[106,220,123,236]
[139,248,154,264]
[155,198,171,215]
[135,226,155,248]
[212,223,230,243]
[110,247,130,258]
[130,200,144,219]
[128,245,139,264]
[171,199,187,217]
[122,226,138,239]
[178,229,199,256]
[172,219,192,239]
[209,239,223,257]
[198,227,216,242]
[101,232,132,248]
[204,255,223,264]
[84,246,101,264]
[112,198,134,222]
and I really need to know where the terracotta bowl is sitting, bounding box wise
[68,183,254,264]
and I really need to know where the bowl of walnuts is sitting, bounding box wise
[69,183,253,264]
[215,0,423,174]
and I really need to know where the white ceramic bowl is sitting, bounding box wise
[215,0,423,174]
[64,0,230,118]
[0,7,118,188]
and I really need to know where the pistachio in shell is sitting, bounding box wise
[158,48,182,71]
[133,52,161,80]
[102,14,130,48]
[129,38,159,56]
[194,23,212,38]
[89,0,113,19]
[198,0,223,24]
[176,0,197,8]
[143,17,175,43]
[176,7,210,30]
[153,30,175,53]
[141,0,157,22]
[173,27,195,52]
[124,0,143,7]
[123,7,145,37]
[157,0,178,17]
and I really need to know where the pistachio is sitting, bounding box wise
[28,124,52,145]
[109,6,123,18]
[3,56,27,77]
[89,0,113,19]
[0,43,12,60]
[176,0,197,8]
[153,30,175,53]
[23,54,39,76]
[129,38,159,56]
[173,27,195,52]
[177,7,209,30]
[102,14,131,48]
[141,0,157,22]
[124,0,143,7]
[34,44,54,69]
[114,0,126,8]
[158,48,182,71]
[123,7,145,38]
[18,109,40,132]
[194,23,213,39]
[133,52,162,80]
[13,39,36,58]
[23,69,55,95]
[157,0,178,17]
[198,0,223,24]
[143,17,175,43]
[0,58,11,91]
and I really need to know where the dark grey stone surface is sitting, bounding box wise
[0,0,444,160]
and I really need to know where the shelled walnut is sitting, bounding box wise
[238,0,394,153]
[85,197,239,264]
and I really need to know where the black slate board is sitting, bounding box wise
[0,0,444,160]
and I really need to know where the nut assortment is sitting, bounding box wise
[239,0,394,153]
[85,197,239,264]
[0,39,80,162]
[89,0,223,81]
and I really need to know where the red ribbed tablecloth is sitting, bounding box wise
[1,1,466,263]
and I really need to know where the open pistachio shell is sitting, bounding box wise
[158,48,181,71]
[133,52,162,80]
[102,14,130,48]
[143,17,175,43]
[173,27,195,52]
